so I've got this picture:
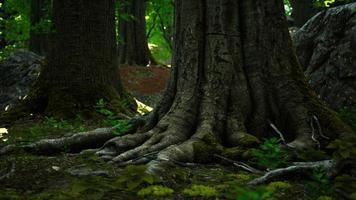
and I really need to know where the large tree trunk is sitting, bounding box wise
[95,0,351,172]
[9,0,351,176]
[29,0,51,56]
[290,0,319,27]
[117,0,153,66]
[1,0,135,121]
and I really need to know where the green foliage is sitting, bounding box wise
[2,0,30,42]
[250,137,290,170]
[235,186,273,200]
[327,135,356,160]
[114,165,157,191]
[145,0,173,63]
[234,182,292,200]
[283,0,292,16]
[339,106,356,132]
[0,0,30,61]
[305,168,332,198]
[137,185,174,199]
[95,98,132,135]
[30,115,87,135]
[182,185,219,198]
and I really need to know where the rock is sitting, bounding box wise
[0,50,43,111]
[293,3,356,110]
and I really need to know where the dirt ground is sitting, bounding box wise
[120,65,171,107]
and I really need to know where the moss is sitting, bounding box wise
[182,185,218,198]
[316,196,332,200]
[266,181,292,192]
[238,132,260,146]
[191,132,224,163]
[137,185,174,199]
[222,147,245,159]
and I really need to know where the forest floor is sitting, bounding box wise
[0,65,332,200]
[120,65,170,108]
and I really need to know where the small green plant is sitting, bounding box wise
[182,185,218,198]
[42,116,72,129]
[305,168,332,198]
[114,165,157,191]
[250,137,290,170]
[327,135,356,160]
[95,98,132,135]
[137,185,174,199]
[235,186,273,200]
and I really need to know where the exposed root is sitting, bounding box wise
[0,127,117,155]
[248,160,335,186]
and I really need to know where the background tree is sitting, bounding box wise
[29,0,51,56]
[117,0,153,66]
[95,0,351,172]
[1,0,135,121]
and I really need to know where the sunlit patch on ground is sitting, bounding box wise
[0,128,8,141]
[135,98,153,115]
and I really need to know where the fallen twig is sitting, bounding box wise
[310,118,321,149]
[214,154,264,174]
[268,121,287,145]
[313,115,330,140]
[248,159,335,185]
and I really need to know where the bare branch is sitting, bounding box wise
[214,154,264,174]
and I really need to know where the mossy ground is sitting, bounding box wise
[0,120,333,200]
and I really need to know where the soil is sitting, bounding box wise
[120,65,170,107]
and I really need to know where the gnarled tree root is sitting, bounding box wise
[0,127,116,155]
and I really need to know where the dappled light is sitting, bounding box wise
[0,128,8,141]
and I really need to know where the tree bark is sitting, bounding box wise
[117,0,153,66]
[1,0,135,121]
[7,0,352,176]
[29,0,51,56]
[94,0,351,174]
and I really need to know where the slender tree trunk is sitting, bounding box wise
[2,0,135,120]
[290,0,319,27]
[117,0,153,66]
[29,0,50,56]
